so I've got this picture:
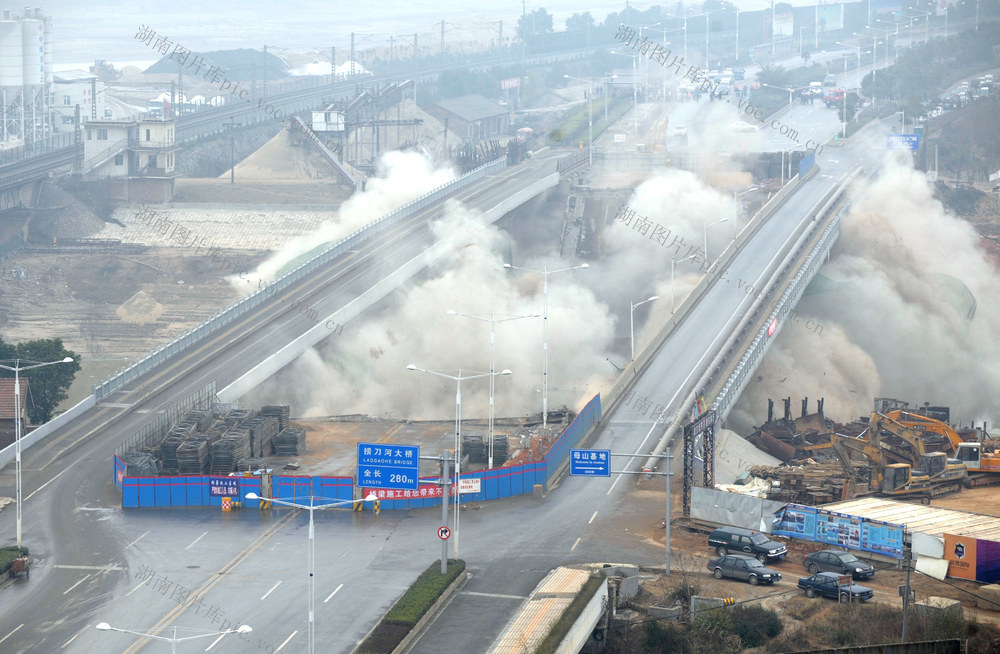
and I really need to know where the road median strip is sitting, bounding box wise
[355,559,466,654]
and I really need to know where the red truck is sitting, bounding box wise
[823,88,846,107]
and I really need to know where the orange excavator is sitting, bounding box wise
[880,401,1000,488]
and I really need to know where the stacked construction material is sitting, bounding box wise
[462,433,485,464]
[210,427,251,474]
[177,440,210,474]
[491,432,509,466]
[122,451,159,477]
[159,436,184,474]
[274,427,306,456]
[261,405,291,432]
[237,416,275,458]
[183,409,214,431]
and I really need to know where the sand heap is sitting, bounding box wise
[225,128,341,180]
[116,290,164,325]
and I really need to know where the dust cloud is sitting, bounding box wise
[229,151,456,291]
[731,154,1000,431]
[243,165,736,420]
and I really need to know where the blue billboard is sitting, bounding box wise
[772,503,905,559]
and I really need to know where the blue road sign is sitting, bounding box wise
[569,449,611,477]
[887,134,920,150]
[357,442,420,490]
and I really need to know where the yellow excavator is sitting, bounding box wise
[886,409,1000,487]
[829,412,967,503]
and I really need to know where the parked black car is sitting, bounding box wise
[707,554,782,585]
[802,549,875,580]
[708,525,788,564]
[797,572,874,602]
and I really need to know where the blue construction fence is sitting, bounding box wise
[115,394,603,510]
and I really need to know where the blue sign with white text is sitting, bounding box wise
[357,442,420,490]
[209,477,239,497]
[570,449,611,477]
[887,134,920,150]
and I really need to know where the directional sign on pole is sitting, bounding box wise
[438,526,451,540]
[569,449,611,477]
[357,442,419,490]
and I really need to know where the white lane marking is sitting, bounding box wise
[588,511,598,524]
[125,581,146,597]
[204,632,227,651]
[62,573,92,595]
[571,537,581,551]
[275,630,298,651]
[185,531,209,550]
[61,625,89,649]
[260,581,282,600]
[0,624,23,645]
[53,564,125,571]
[324,583,343,603]
[25,468,69,501]
[126,531,149,549]
[461,591,528,600]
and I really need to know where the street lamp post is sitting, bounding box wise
[243,492,375,654]
[670,254,697,314]
[406,365,510,557]
[0,356,74,548]
[96,623,252,653]
[503,262,588,428]
[703,217,729,263]
[629,296,659,359]
[446,310,538,469]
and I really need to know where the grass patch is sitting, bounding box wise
[534,575,605,654]
[357,558,465,654]
[783,597,824,621]
[549,97,633,147]
[0,546,28,575]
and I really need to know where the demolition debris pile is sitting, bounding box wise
[729,396,999,505]
[119,404,302,476]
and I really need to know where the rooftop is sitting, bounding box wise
[0,378,29,420]
[825,497,1000,542]
[432,94,508,122]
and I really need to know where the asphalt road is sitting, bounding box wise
[0,156,563,653]
[404,121,892,653]
[0,57,903,654]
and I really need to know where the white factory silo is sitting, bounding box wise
[0,7,51,145]
[0,14,23,143]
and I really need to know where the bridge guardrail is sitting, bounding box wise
[711,168,862,422]
[93,157,506,400]
[601,172,805,415]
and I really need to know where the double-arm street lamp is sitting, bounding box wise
[95,623,252,652]
[0,356,74,548]
[405,365,510,557]
[446,310,538,469]
[243,492,376,654]
[503,262,588,428]
[629,296,659,359]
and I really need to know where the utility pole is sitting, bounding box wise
[440,454,451,574]
[331,46,335,86]
[441,20,445,56]
[901,535,912,642]
[351,32,355,77]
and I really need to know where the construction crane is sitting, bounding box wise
[829,413,967,503]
